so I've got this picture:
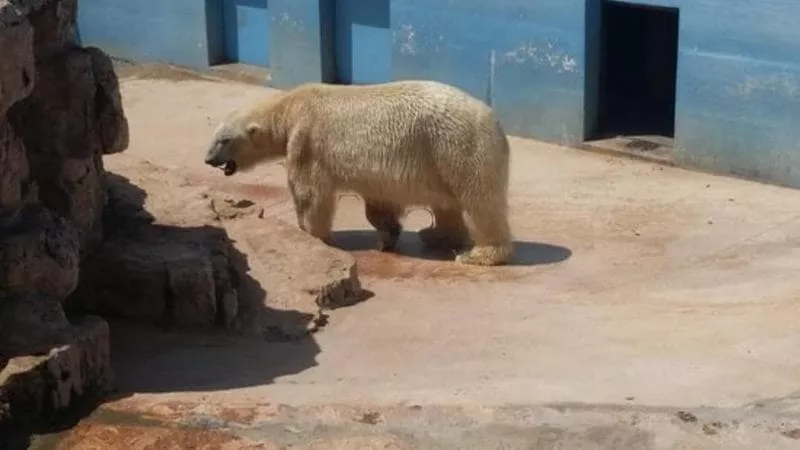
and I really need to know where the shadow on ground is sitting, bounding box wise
[330,230,572,267]
[93,173,322,392]
[6,172,327,448]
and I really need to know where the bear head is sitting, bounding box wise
[205,106,282,177]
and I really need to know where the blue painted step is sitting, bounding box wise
[223,0,270,67]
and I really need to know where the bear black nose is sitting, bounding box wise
[205,153,222,166]
[205,145,228,166]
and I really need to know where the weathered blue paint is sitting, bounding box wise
[608,0,800,188]
[334,0,391,84]
[390,0,588,145]
[74,0,800,189]
[222,0,270,67]
[75,0,225,68]
[268,0,335,88]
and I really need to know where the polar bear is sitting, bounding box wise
[204,80,513,266]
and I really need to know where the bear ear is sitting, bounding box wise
[245,122,261,138]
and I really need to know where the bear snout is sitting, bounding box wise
[204,143,229,167]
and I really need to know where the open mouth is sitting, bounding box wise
[222,160,237,176]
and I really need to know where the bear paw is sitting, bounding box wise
[455,245,512,266]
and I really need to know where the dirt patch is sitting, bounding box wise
[50,422,268,450]
[184,173,289,205]
[782,429,800,439]
[112,59,270,87]
[112,59,218,83]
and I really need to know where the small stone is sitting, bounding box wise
[676,411,698,423]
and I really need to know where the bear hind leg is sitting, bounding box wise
[365,200,404,252]
[419,207,471,251]
[457,202,514,266]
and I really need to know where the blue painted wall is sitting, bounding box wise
[76,0,225,69]
[334,0,391,84]
[268,0,336,88]
[75,0,800,189]
[223,0,270,67]
[390,0,800,188]
[602,0,800,187]
[670,1,800,187]
[391,0,587,145]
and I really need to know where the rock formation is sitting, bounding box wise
[0,0,127,442]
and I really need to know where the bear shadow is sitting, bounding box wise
[330,229,572,267]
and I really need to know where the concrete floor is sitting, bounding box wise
[56,74,800,447]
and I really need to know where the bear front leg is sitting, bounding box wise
[288,177,336,244]
[364,201,403,252]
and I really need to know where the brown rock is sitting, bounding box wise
[58,154,107,255]
[86,46,129,155]
[69,231,232,328]
[0,204,80,301]
[0,316,111,440]
[0,0,127,439]
[95,162,366,338]
[0,293,72,358]
[167,247,218,327]
[8,45,129,254]
[225,216,364,338]
[0,119,32,216]
[0,2,34,114]
[10,0,78,56]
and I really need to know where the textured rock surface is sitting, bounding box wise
[0,120,31,217]
[0,204,80,301]
[70,231,230,328]
[67,158,365,339]
[9,45,128,255]
[0,0,127,443]
[0,293,72,357]
[0,317,112,446]
[0,2,34,114]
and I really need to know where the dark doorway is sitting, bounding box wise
[593,1,679,139]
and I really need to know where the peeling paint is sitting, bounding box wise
[396,24,416,55]
[503,42,577,73]
[273,12,304,31]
